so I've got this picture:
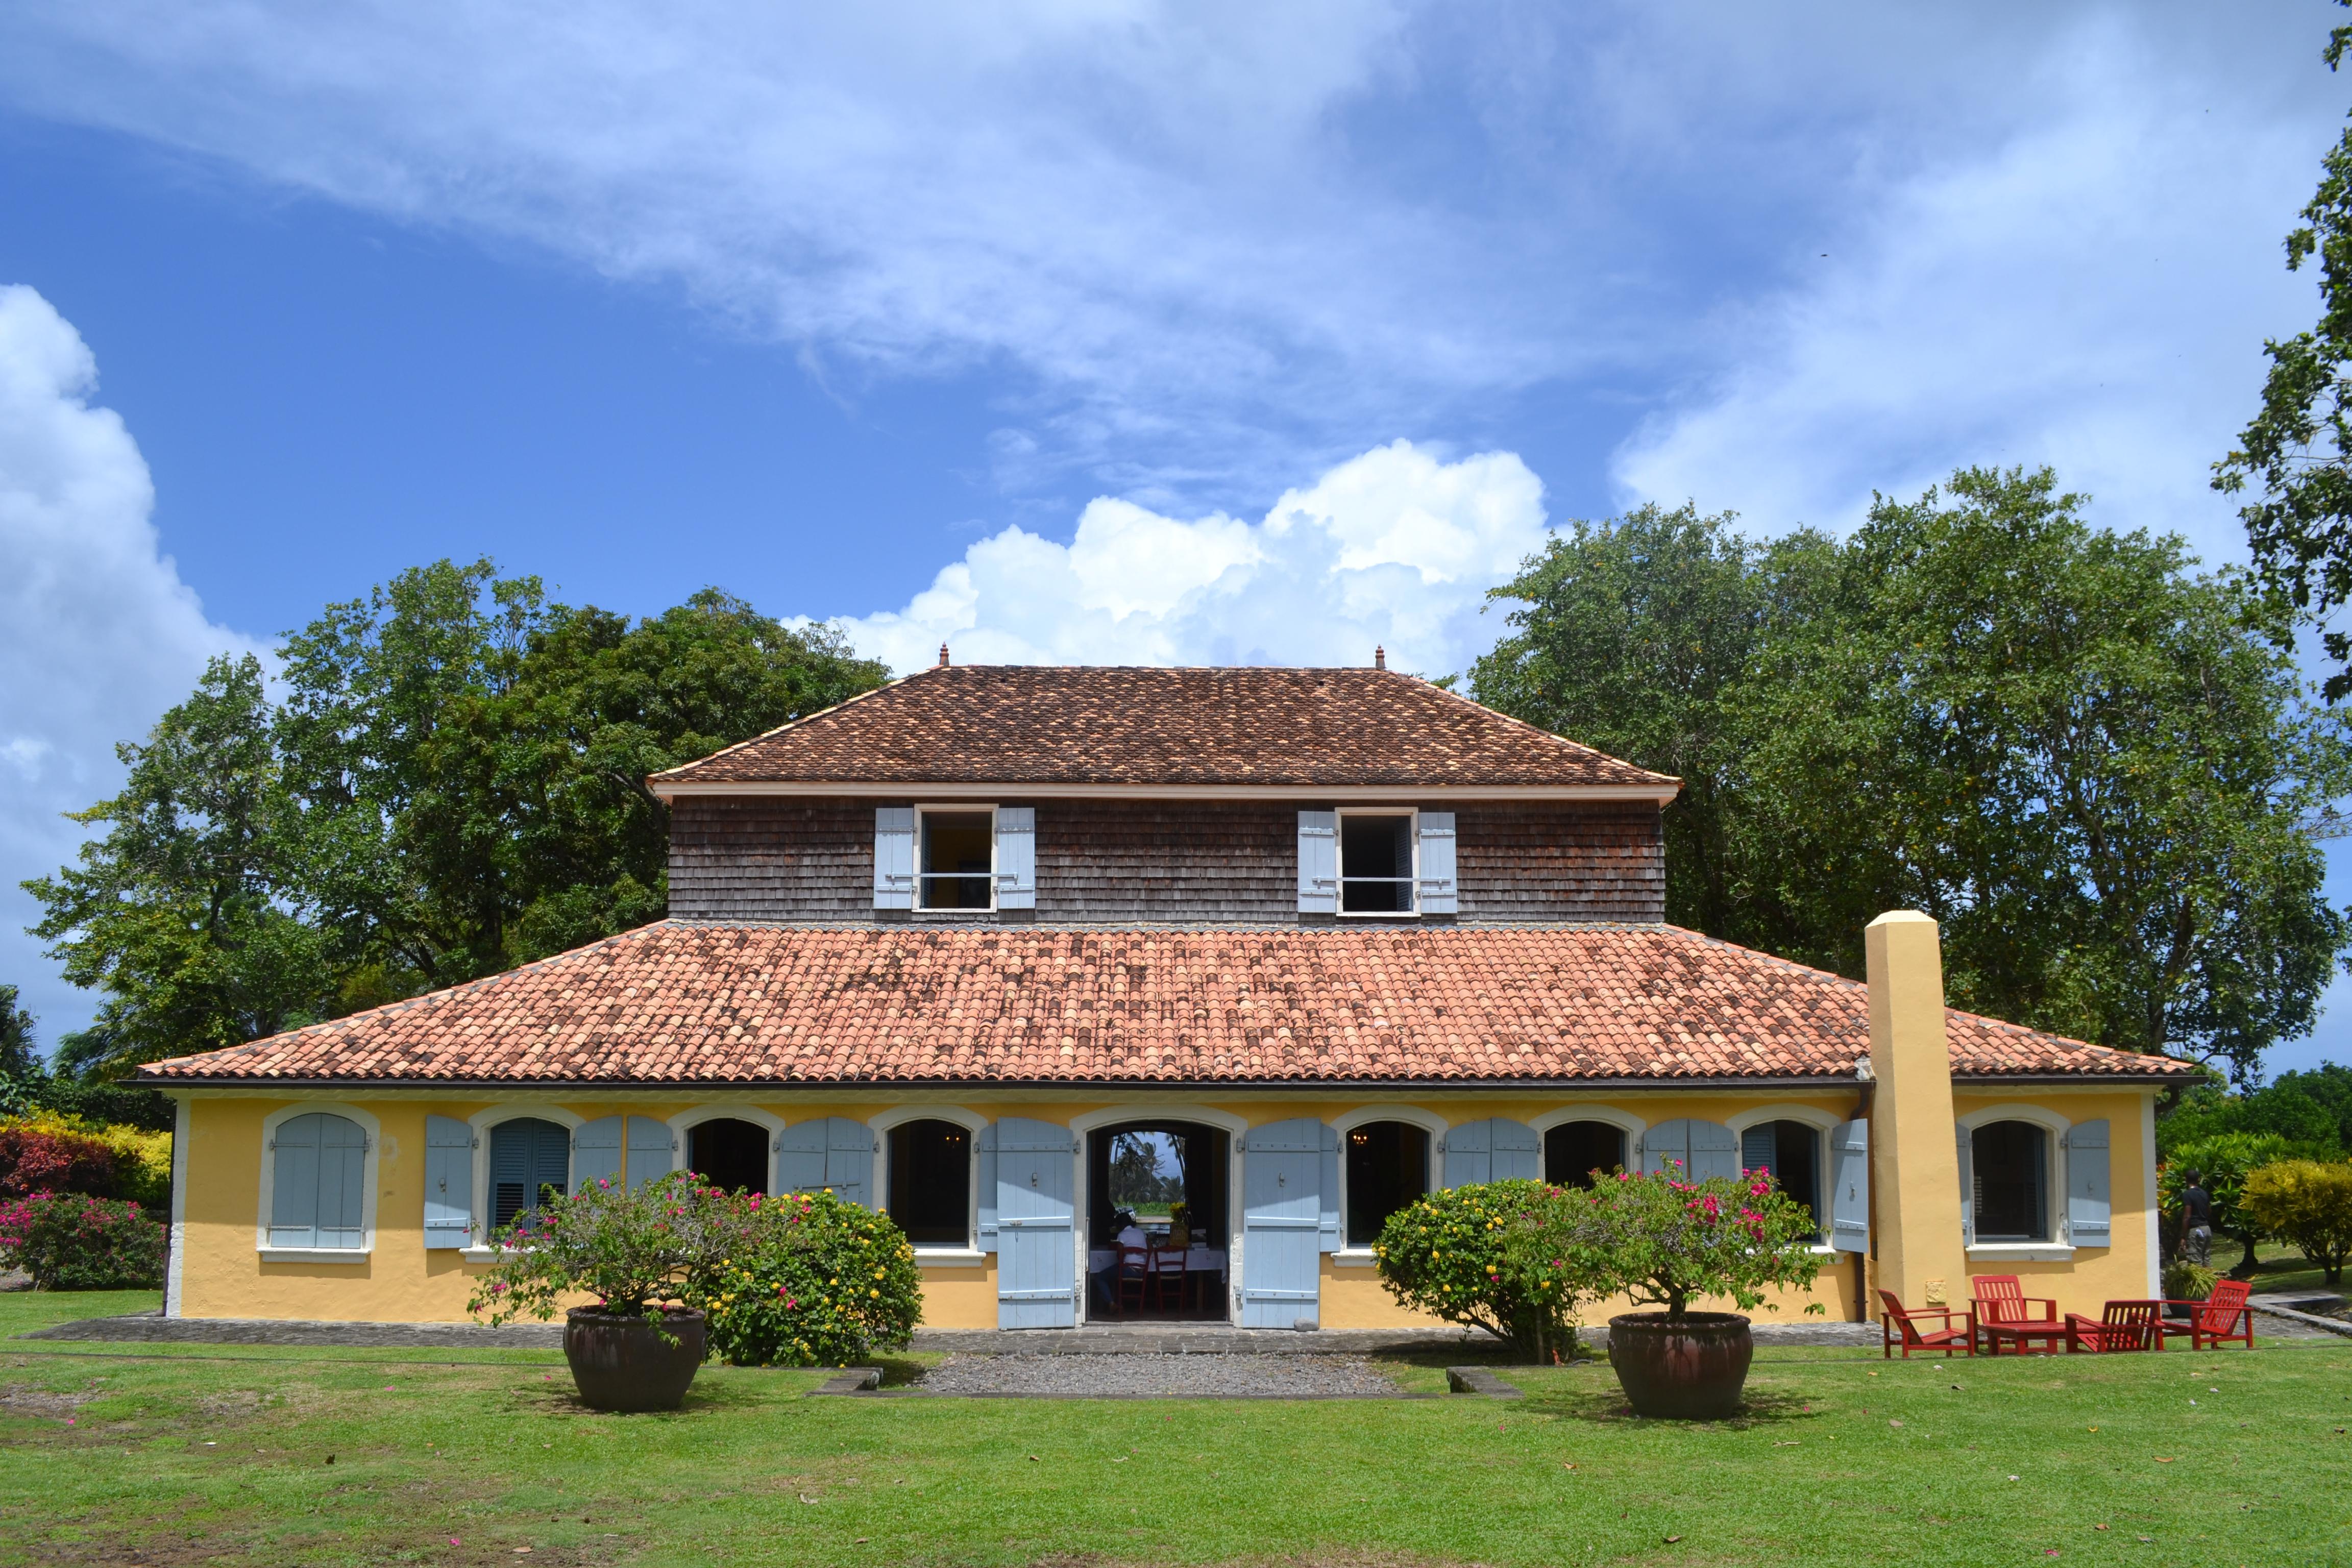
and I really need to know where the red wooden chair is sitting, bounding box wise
[1972,1273,2066,1356]
[1148,1244,1189,1311]
[1878,1289,1974,1359]
[2155,1278,2256,1351]
[2065,1299,2160,1354]
[1114,1245,1149,1314]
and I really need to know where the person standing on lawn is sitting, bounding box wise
[2180,1170,2214,1266]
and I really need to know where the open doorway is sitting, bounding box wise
[1086,1121,1228,1321]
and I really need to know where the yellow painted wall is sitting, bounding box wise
[172,1085,2148,1329]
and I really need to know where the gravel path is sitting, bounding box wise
[912,1353,1408,1398]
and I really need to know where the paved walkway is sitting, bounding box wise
[909,1353,1410,1398]
[21,1312,564,1349]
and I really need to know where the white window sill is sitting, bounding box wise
[460,1244,522,1263]
[912,1248,988,1267]
[1967,1243,2074,1263]
[257,1246,370,1264]
[1331,1248,1381,1268]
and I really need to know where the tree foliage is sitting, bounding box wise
[2240,1158,2352,1285]
[1474,469,2352,1078]
[1373,1180,1580,1358]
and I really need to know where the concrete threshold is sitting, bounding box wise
[909,1325,1488,1356]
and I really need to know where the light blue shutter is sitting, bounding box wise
[777,1121,826,1193]
[975,1122,1000,1253]
[625,1115,673,1192]
[1641,1119,1686,1176]
[1416,812,1457,916]
[575,1116,624,1190]
[316,1116,368,1248]
[1829,1119,1868,1253]
[1490,1118,1539,1181]
[272,1112,365,1250]
[1240,1118,1324,1327]
[1686,1120,1738,1182]
[1956,1126,1974,1245]
[1297,811,1337,915]
[874,806,915,910]
[826,1118,874,1209]
[423,1115,474,1248]
[1741,1124,1777,1178]
[996,806,1036,911]
[268,1113,323,1247]
[1318,1123,1341,1253]
[1442,1119,1490,1187]
[995,1117,1076,1328]
[2065,1119,2111,1246]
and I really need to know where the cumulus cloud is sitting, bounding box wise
[0,285,250,1042]
[831,440,1547,676]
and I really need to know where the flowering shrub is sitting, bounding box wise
[1528,1163,1826,1320]
[686,1189,922,1367]
[0,1119,121,1202]
[0,1192,166,1289]
[1373,1180,1580,1359]
[2240,1159,2352,1285]
[468,1170,731,1326]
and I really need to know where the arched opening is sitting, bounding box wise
[688,1118,770,1196]
[487,1117,570,1231]
[1972,1120,2051,1242]
[1344,1121,1429,1245]
[887,1119,972,1245]
[1543,1120,1627,1189]
[1085,1120,1228,1320]
[1739,1120,1823,1234]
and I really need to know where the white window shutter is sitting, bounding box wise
[1956,1125,1974,1245]
[1489,1118,1539,1181]
[1416,812,1457,915]
[624,1115,673,1192]
[2065,1119,2111,1246]
[423,1115,474,1249]
[1685,1120,1739,1182]
[1297,811,1337,914]
[574,1116,624,1190]
[1829,1119,1869,1253]
[1443,1118,1491,1187]
[874,806,915,910]
[995,806,1036,910]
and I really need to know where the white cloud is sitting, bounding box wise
[830,439,1546,676]
[0,285,251,1044]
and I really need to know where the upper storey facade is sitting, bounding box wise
[649,662,1680,926]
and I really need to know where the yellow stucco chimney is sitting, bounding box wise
[1865,910,1967,1310]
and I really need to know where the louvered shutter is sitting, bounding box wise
[1741,1124,1777,1178]
[1490,1118,1539,1181]
[424,1115,474,1249]
[975,1122,1000,1254]
[268,1113,324,1247]
[1318,1123,1341,1253]
[575,1116,624,1190]
[2065,1119,2111,1246]
[995,806,1036,911]
[1686,1120,1738,1182]
[1240,1118,1323,1327]
[994,1117,1076,1328]
[826,1118,874,1209]
[1297,811,1337,915]
[874,806,916,910]
[625,1115,673,1192]
[1415,812,1458,916]
[1442,1118,1490,1187]
[1829,1119,1869,1253]
[1956,1125,1975,1245]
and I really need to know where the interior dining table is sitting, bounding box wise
[1087,1245,1229,1314]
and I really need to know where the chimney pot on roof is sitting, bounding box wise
[938,644,950,668]
[1374,645,1386,671]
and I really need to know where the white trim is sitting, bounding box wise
[164,1097,189,1317]
[1525,1105,1648,1140]
[254,1101,381,1258]
[870,1105,989,1250]
[1956,1105,2068,1247]
[654,780,1681,804]
[468,1104,586,1241]
[914,801,998,913]
[1955,1103,2071,1136]
[1966,1243,2074,1263]
[1330,1105,1444,1248]
[1335,805,1418,917]
[1067,1105,1250,1327]
[2141,1094,2161,1297]
[669,1106,785,1193]
[911,1248,989,1267]
[1723,1103,1842,1135]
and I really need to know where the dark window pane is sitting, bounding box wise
[1544,1121,1626,1188]
[1339,815,1414,914]
[889,1119,971,1246]
[688,1118,770,1195]
[1345,1121,1429,1245]
[489,1117,569,1230]
[1972,1121,2049,1242]
[1772,1120,1821,1235]
[919,812,995,909]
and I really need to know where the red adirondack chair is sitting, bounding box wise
[2065,1298,2160,1354]
[1879,1289,1974,1359]
[2155,1278,2256,1351]
[1971,1274,2065,1356]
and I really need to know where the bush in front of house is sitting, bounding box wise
[688,1189,922,1367]
[2162,1133,2310,1277]
[2163,1258,2220,1305]
[1373,1180,1580,1360]
[1528,1164,1826,1321]
[0,1118,121,1202]
[0,1192,167,1289]
[470,1169,733,1327]
[2239,1159,2352,1286]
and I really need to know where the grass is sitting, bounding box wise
[2,1291,2349,1567]
[2212,1241,2348,1301]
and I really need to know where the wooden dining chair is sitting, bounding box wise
[1115,1245,1149,1314]
[2065,1299,2160,1354]
[2156,1278,2256,1351]
[1149,1244,1189,1311]
[1878,1289,1974,1359]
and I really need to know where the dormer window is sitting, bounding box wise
[919,807,997,910]
[1337,810,1416,915]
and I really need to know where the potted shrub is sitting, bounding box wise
[1374,1180,1582,1362]
[2162,1259,2219,1318]
[470,1170,728,1411]
[1537,1165,1824,1419]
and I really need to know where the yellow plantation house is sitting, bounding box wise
[142,663,2186,1330]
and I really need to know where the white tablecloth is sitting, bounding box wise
[1088,1247,1227,1271]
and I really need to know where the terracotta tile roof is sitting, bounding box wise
[138,922,2191,1087]
[650,665,1676,791]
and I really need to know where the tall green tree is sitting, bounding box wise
[1476,468,2352,1078]
[0,986,33,1080]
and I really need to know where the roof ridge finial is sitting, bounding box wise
[1374,645,1386,671]
[938,643,950,669]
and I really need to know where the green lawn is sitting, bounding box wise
[2,1290,2349,1567]
[2215,1241,2349,1301]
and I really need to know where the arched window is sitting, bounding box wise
[268,1112,368,1249]
[1345,1121,1429,1245]
[1544,1121,1627,1189]
[488,1118,571,1231]
[688,1119,770,1195]
[888,1119,972,1246]
[1739,1121,1822,1232]
[1971,1121,2051,1243]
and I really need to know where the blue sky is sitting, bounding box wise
[2,1,2349,1073]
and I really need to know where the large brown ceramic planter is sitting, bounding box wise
[1607,1312,1753,1419]
[563,1308,706,1412]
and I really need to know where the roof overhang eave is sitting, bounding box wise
[647,780,1682,803]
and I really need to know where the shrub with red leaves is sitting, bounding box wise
[0,1125,120,1201]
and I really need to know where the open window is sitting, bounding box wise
[887,1119,972,1246]
[1971,1120,2052,1243]
[918,807,996,911]
[487,1117,571,1231]
[1740,1120,1823,1236]
[1337,810,1415,916]
[1544,1120,1627,1189]
[1344,1120,1429,1244]
[687,1118,771,1195]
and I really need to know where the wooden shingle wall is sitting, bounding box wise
[1456,802,1664,923]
